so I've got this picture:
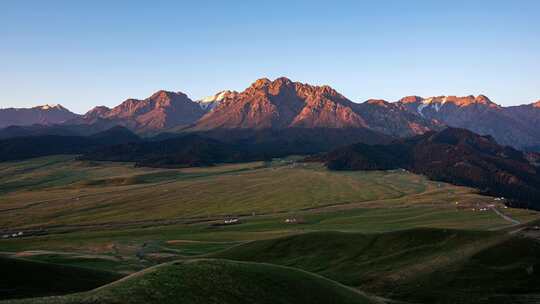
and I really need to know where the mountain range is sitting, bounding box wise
[398,95,540,149]
[70,90,206,132]
[1,77,539,150]
[0,104,78,129]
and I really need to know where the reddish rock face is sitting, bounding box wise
[81,90,206,132]
[399,96,424,104]
[194,77,435,137]
[442,95,499,108]
[195,77,366,130]
[83,106,111,120]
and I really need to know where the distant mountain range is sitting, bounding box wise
[398,95,540,149]
[1,77,539,150]
[0,104,78,129]
[70,90,206,132]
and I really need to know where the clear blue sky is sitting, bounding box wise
[1,0,538,113]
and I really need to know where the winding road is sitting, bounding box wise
[490,206,521,225]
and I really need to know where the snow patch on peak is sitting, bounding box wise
[37,104,63,110]
[198,90,237,110]
[417,103,428,117]
[432,101,444,112]
[418,97,449,114]
[200,91,231,103]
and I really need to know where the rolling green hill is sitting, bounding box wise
[3,259,379,304]
[0,256,121,300]
[213,229,540,304]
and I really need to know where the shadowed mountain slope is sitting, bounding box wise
[81,127,391,168]
[0,127,141,161]
[315,127,540,209]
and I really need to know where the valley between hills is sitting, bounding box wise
[1,155,540,304]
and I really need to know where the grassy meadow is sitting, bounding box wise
[3,259,379,304]
[1,155,535,229]
[1,155,539,303]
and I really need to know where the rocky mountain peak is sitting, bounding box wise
[399,96,424,104]
[34,104,68,111]
[147,90,189,107]
[250,78,272,89]
[365,99,390,107]
[84,106,111,118]
[475,94,492,104]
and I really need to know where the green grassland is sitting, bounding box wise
[0,155,537,264]
[1,155,536,231]
[1,156,539,303]
[214,229,540,303]
[3,259,378,304]
[0,256,121,300]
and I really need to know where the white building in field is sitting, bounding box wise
[224,218,240,225]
